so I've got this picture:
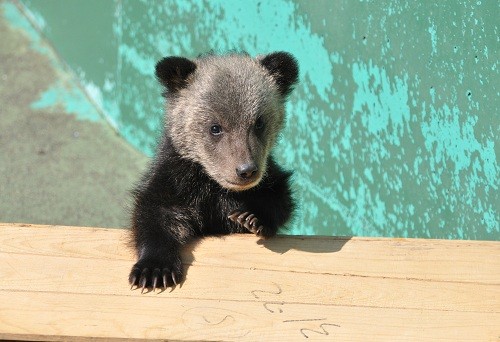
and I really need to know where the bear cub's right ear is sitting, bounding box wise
[155,56,197,93]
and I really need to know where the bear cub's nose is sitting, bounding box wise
[236,163,258,180]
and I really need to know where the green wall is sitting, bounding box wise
[19,0,499,239]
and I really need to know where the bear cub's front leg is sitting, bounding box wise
[129,198,197,292]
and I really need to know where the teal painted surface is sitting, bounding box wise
[17,0,499,239]
[30,82,102,122]
[3,2,102,122]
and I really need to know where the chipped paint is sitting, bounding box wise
[30,81,101,122]
[3,2,102,122]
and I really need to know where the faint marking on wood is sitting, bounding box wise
[250,282,282,299]
[263,302,284,313]
[300,323,340,339]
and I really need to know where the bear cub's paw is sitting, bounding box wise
[228,209,275,238]
[129,253,183,293]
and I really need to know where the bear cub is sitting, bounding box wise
[129,52,299,291]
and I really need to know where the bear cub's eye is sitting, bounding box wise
[210,124,223,136]
[254,116,265,130]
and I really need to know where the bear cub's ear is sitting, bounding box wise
[260,52,299,97]
[155,56,197,93]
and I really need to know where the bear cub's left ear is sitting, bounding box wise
[260,52,299,97]
[155,56,197,93]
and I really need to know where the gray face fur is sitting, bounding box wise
[158,53,298,191]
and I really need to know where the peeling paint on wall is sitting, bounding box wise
[17,0,499,239]
[3,2,102,122]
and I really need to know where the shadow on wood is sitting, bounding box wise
[258,235,352,254]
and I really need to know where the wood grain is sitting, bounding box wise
[0,223,499,341]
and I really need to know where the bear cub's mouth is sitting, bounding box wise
[224,175,263,191]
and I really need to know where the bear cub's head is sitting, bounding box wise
[156,52,298,191]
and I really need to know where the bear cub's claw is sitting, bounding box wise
[228,210,265,236]
[129,255,182,293]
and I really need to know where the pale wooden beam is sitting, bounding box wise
[0,223,498,341]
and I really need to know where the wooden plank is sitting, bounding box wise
[0,223,499,341]
[0,252,498,313]
[1,291,498,341]
[0,223,130,259]
[1,223,499,283]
